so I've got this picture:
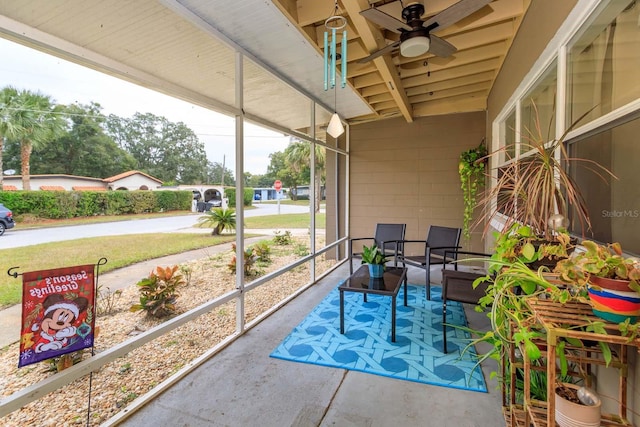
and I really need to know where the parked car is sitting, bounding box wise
[0,203,15,236]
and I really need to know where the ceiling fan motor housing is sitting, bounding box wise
[400,3,430,57]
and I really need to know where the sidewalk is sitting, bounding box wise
[0,230,307,348]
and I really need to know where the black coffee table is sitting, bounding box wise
[339,265,408,342]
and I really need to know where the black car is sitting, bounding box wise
[0,203,15,236]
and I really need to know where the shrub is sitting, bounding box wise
[273,230,293,245]
[228,244,258,276]
[253,241,272,262]
[130,266,185,318]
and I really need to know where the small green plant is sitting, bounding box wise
[360,244,388,265]
[46,351,85,372]
[130,265,185,318]
[252,241,272,262]
[294,243,309,256]
[96,284,122,316]
[458,140,487,240]
[273,230,293,245]
[196,207,236,235]
[228,244,258,276]
[179,264,193,286]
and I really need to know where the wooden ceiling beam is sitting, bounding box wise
[367,92,394,104]
[413,94,486,117]
[342,0,413,122]
[403,57,500,88]
[406,70,495,97]
[353,71,384,89]
[409,81,492,104]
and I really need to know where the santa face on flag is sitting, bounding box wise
[19,265,95,368]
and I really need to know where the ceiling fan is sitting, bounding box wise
[358,0,492,63]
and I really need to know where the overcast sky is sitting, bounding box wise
[0,38,290,176]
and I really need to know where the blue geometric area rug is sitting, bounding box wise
[270,284,487,393]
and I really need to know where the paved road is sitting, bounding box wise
[0,203,311,249]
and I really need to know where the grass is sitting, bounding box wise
[244,212,324,229]
[0,233,235,307]
[15,211,197,229]
[0,212,326,307]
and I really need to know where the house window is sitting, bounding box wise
[521,61,557,149]
[567,113,640,255]
[567,0,640,128]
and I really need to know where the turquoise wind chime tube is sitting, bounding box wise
[341,30,347,88]
[323,14,347,91]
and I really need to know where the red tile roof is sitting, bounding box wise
[39,186,66,191]
[104,170,162,184]
[72,186,107,191]
[1,185,18,191]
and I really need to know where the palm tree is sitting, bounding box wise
[285,141,325,211]
[13,90,66,190]
[197,207,236,235]
[0,86,23,188]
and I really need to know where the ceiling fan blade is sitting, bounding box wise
[357,41,401,63]
[428,34,457,58]
[360,7,411,34]
[423,0,492,32]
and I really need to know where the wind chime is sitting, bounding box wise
[324,0,347,138]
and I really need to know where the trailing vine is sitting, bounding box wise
[458,140,487,240]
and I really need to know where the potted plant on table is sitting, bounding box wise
[555,240,640,323]
[361,244,388,279]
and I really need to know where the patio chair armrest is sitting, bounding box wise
[442,250,492,271]
[348,237,375,255]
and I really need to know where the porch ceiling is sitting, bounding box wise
[0,0,528,130]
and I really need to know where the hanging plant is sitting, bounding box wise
[459,140,488,240]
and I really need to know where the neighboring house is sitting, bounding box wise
[1,170,163,191]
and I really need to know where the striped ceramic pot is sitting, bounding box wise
[587,276,640,323]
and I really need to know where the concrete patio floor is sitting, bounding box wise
[117,264,504,427]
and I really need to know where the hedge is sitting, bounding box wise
[0,190,192,219]
[225,188,254,208]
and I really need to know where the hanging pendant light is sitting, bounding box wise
[327,112,344,138]
[323,1,347,139]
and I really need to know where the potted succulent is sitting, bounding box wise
[555,240,640,323]
[360,244,388,278]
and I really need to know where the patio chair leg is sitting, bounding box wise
[426,267,431,300]
[442,301,448,353]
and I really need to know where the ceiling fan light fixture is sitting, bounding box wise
[400,35,430,57]
[327,112,344,138]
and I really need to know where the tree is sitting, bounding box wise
[267,150,300,196]
[196,207,236,235]
[105,113,209,184]
[26,103,137,177]
[206,161,235,186]
[283,140,325,209]
[0,86,24,187]
[12,90,66,190]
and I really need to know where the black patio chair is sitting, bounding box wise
[348,223,406,274]
[396,225,462,300]
[441,250,492,353]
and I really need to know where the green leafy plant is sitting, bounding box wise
[252,241,272,262]
[228,244,258,276]
[360,244,388,266]
[130,265,185,318]
[272,230,293,245]
[555,240,640,288]
[458,140,487,240]
[491,224,575,272]
[196,207,236,235]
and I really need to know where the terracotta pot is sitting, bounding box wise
[588,276,640,323]
[555,383,601,427]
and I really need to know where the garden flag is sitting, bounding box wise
[18,264,96,368]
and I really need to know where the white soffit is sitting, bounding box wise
[174,0,373,120]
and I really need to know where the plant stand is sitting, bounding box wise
[502,298,640,426]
